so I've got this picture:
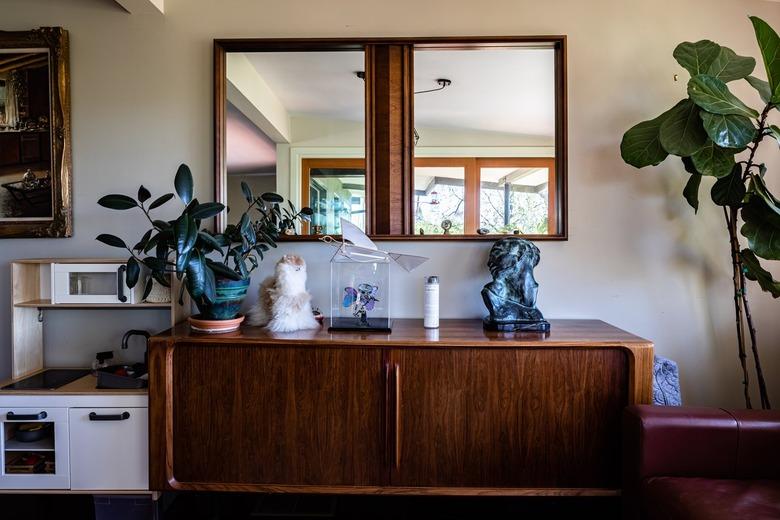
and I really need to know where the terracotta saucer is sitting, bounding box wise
[188,314,245,334]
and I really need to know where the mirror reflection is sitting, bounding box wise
[224,50,365,235]
[0,50,52,221]
[413,47,556,236]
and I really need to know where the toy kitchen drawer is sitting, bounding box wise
[52,262,142,305]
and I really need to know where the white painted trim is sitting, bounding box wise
[112,0,164,14]
[414,146,555,158]
[289,147,365,208]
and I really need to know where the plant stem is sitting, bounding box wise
[738,267,771,409]
[725,207,752,409]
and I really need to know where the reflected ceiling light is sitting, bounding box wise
[354,72,452,146]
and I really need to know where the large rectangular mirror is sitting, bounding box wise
[215,37,566,240]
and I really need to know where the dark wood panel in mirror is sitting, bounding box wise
[0,28,72,238]
[214,37,567,240]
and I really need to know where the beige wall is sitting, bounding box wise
[0,0,779,407]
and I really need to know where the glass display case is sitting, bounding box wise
[329,253,391,332]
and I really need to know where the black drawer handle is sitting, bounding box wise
[89,411,130,422]
[7,411,47,421]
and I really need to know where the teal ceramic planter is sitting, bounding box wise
[200,276,250,320]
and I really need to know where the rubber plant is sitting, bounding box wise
[621,16,780,409]
[95,164,312,319]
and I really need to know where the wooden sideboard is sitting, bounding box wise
[149,319,653,496]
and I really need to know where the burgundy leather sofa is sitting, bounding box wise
[623,405,780,519]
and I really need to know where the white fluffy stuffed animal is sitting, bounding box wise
[247,255,320,332]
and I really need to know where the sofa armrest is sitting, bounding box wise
[623,405,739,483]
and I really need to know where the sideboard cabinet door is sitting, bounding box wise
[164,344,385,487]
[388,348,629,488]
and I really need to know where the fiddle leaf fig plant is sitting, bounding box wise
[96,163,312,313]
[621,16,780,410]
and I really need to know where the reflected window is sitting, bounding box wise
[413,45,557,236]
[302,158,365,235]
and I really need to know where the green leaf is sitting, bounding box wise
[240,181,253,204]
[137,185,151,203]
[96,233,127,249]
[746,76,772,104]
[132,229,153,252]
[769,125,780,146]
[699,111,756,149]
[174,164,194,205]
[707,47,755,82]
[688,75,760,118]
[126,257,140,288]
[189,202,225,220]
[197,231,223,252]
[142,277,154,301]
[97,194,137,210]
[741,195,780,260]
[682,156,699,175]
[205,259,243,281]
[711,164,746,206]
[683,173,702,213]
[300,207,314,216]
[620,110,671,168]
[659,99,708,156]
[750,16,780,103]
[203,264,217,304]
[691,140,736,177]
[148,193,174,210]
[260,192,284,203]
[741,249,780,298]
[143,257,168,273]
[750,174,780,217]
[673,40,721,76]
[185,251,207,301]
[174,213,198,257]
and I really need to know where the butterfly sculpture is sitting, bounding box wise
[343,283,380,324]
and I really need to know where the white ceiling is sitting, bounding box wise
[239,47,555,138]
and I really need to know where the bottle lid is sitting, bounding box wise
[426,275,439,284]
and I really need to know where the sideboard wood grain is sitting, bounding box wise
[149,319,653,495]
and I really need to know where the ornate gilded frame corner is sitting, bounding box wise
[0,27,72,238]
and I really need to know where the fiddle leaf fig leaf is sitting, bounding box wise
[707,47,756,82]
[699,111,757,149]
[741,249,780,298]
[659,99,708,156]
[691,140,736,177]
[750,16,780,103]
[98,194,137,210]
[711,164,746,206]
[769,125,780,146]
[620,110,671,167]
[746,75,772,104]
[683,172,702,213]
[749,174,780,217]
[174,164,194,205]
[688,75,759,118]
[674,40,721,76]
[741,195,780,260]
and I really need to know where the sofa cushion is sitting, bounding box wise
[643,476,780,520]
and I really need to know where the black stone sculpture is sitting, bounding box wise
[481,237,550,332]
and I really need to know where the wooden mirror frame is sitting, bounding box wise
[0,27,72,238]
[214,36,567,240]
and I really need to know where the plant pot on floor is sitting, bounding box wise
[188,276,250,333]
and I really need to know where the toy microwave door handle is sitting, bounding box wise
[117,265,127,303]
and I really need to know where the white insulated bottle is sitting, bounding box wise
[424,275,439,329]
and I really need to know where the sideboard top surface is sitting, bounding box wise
[153,319,652,349]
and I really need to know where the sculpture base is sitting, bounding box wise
[329,317,393,333]
[482,317,551,332]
